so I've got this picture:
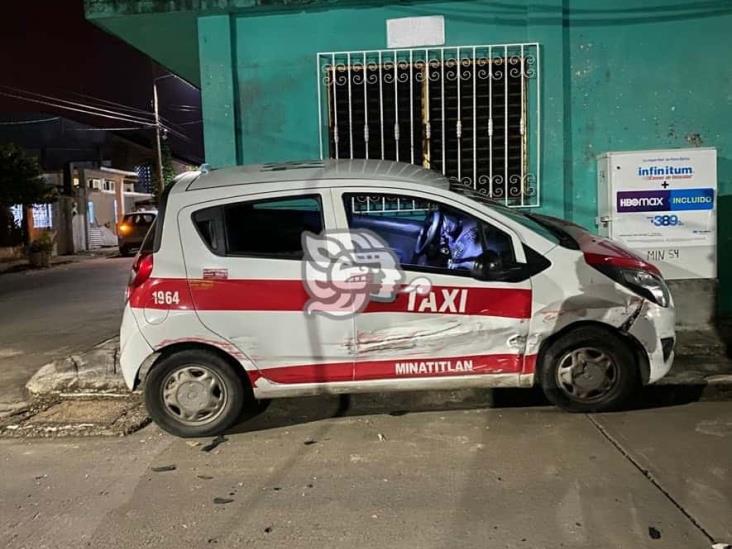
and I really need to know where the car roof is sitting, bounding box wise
[184,159,449,192]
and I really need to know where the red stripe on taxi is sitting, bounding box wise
[131,278,531,319]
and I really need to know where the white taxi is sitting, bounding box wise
[121,160,675,437]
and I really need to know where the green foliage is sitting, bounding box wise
[0,143,55,207]
[151,141,176,201]
[29,231,55,253]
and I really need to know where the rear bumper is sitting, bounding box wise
[627,300,676,384]
[119,306,154,389]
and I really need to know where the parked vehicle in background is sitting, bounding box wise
[117,211,156,256]
[120,160,675,437]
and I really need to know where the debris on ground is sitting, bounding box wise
[0,394,149,438]
[186,440,202,448]
[648,526,662,540]
[197,474,214,480]
[377,433,386,442]
[213,497,234,504]
[303,438,317,445]
[151,465,177,472]
[201,435,228,452]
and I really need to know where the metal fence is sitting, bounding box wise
[317,43,541,208]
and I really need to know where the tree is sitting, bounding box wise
[151,140,176,202]
[0,143,55,245]
[0,143,51,206]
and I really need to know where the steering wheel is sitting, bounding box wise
[415,210,443,255]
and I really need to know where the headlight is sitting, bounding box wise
[617,268,671,307]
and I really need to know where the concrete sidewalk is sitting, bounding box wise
[0,247,120,275]
[1,400,730,548]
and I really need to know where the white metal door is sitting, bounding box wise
[178,189,355,384]
[331,187,532,385]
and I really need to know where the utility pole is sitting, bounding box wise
[152,80,165,199]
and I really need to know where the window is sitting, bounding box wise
[318,44,540,207]
[11,204,53,229]
[139,220,156,254]
[453,188,559,245]
[103,180,115,192]
[124,213,155,226]
[193,195,324,259]
[343,193,514,275]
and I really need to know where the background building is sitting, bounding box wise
[85,0,732,319]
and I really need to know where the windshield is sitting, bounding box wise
[452,188,560,245]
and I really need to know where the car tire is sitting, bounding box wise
[144,349,247,437]
[539,326,640,413]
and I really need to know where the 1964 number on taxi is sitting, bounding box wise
[152,290,180,305]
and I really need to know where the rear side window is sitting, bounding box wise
[192,195,324,259]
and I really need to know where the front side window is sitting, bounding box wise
[193,195,324,259]
[342,193,514,275]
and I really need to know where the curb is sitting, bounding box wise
[25,338,126,397]
[0,247,122,276]
[23,339,732,409]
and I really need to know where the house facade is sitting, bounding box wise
[85,0,732,318]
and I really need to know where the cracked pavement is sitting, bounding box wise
[1,397,730,548]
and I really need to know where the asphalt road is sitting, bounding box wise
[0,256,133,404]
[1,399,730,548]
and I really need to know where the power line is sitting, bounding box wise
[71,125,153,131]
[0,116,60,126]
[0,86,190,142]
[69,90,156,118]
[0,89,153,127]
[0,84,154,125]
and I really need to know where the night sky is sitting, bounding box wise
[0,0,203,163]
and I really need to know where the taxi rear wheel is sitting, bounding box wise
[144,349,245,437]
[539,326,640,413]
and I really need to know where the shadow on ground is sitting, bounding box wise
[226,384,718,436]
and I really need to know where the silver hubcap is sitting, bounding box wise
[556,347,618,402]
[161,365,227,425]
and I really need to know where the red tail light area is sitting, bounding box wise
[126,253,154,301]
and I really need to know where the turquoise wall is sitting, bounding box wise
[197,0,732,312]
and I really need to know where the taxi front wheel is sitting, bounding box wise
[144,349,246,438]
[539,326,640,413]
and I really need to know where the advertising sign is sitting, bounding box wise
[598,148,717,279]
